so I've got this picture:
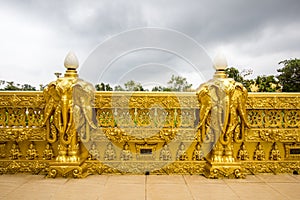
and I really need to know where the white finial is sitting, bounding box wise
[64,51,79,70]
[213,51,227,70]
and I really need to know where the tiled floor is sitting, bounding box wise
[0,174,299,200]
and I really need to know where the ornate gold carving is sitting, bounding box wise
[25,142,39,160]
[264,110,282,128]
[9,143,22,160]
[269,142,281,160]
[43,143,54,160]
[192,143,204,161]
[0,128,46,142]
[253,142,266,160]
[47,164,87,178]
[88,143,100,160]
[85,161,206,175]
[246,129,300,142]
[284,110,300,128]
[237,142,249,160]
[176,142,188,161]
[0,92,45,107]
[242,161,300,175]
[248,110,263,127]
[204,161,244,179]
[104,142,116,161]
[160,144,172,161]
[0,160,48,175]
[246,93,300,109]
[120,143,133,161]
[0,143,6,158]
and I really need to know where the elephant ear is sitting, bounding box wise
[235,83,250,128]
[196,84,212,128]
[72,81,97,129]
[44,82,59,101]
[42,82,59,125]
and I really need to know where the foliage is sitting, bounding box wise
[225,67,253,91]
[225,67,281,92]
[151,86,171,92]
[225,67,244,83]
[277,58,300,92]
[114,85,125,91]
[166,75,192,92]
[124,80,145,91]
[254,75,281,92]
[0,81,36,91]
[112,81,145,91]
[95,82,113,91]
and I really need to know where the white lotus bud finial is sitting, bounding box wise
[64,51,79,70]
[213,51,227,71]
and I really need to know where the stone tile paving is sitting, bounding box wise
[0,174,299,199]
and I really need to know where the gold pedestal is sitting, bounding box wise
[47,159,88,178]
[204,160,244,179]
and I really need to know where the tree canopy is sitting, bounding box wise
[95,82,113,91]
[0,81,36,91]
[225,67,281,92]
[96,75,193,92]
[167,75,192,92]
[277,58,300,92]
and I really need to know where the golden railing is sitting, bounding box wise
[0,91,299,177]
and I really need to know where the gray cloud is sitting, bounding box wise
[0,0,299,89]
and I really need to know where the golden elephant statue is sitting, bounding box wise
[42,77,96,162]
[196,78,249,162]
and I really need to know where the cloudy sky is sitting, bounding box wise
[0,0,299,89]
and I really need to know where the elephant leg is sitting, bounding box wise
[211,142,223,162]
[223,141,235,162]
[67,130,79,162]
[56,144,67,162]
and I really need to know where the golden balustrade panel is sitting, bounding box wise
[0,91,299,178]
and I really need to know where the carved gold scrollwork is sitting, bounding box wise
[253,142,265,161]
[104,127,130,143]
[264,110,282,128]
[0,108,6,127]
[284,110,300,128]
[27,108,43,127]
[7,108,26,127]
[97,109,114,127]
[247,110,263,127]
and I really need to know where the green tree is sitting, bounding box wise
[124,80,144,91]
[225,67,244,83]
[254,75,280,92]
[39,84,46,91]
[95,82,113,91]
[114,85,125,91]
[277,58,300,92]
[167,75,192,92]
[151,86,171,92]
[225,67,253,92]
[21,84,36,91]
[0,81,37,91]
[3,81,21,90]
